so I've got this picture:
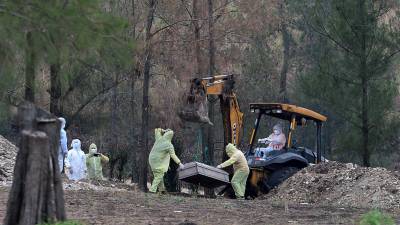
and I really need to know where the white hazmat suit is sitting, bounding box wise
[65,139,87,181]
[255,124,286,158]
[58,117,68,172]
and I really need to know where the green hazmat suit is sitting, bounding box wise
[148,128,181,193]
[218,143,249,198]
[86,143,109,180]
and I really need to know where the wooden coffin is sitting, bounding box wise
[178,162,230,188]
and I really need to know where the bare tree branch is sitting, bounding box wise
[69,76,129,124]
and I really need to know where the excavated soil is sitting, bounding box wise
[264,162,400,209]
[1,184,400,225]
[0,135,17,183]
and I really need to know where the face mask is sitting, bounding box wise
[72,142,80,150]
[89,147,97,154]
[273,130,280,135]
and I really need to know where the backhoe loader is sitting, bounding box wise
[179,74,327,198]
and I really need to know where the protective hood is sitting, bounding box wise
[59,117,66,129]
[71,139,81,150]
[273,124,283,133]
[226,143,237,157]
[66,138,86,181]
[152,129,174,153]
[89,143,97,155]
[149,128,181,173]
[163,130,174,141]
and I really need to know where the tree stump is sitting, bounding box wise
[4,102,66,225]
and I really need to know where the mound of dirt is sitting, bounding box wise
[0,135,18,182]
[63,179,137,192]
[264,161,400,209]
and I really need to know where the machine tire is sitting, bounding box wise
[262,166,299,193]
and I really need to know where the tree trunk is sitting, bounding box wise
[359,0,370,167]
[279,23,290,103]
[110,73,119,179]
[165,137,183,192]
[5,131,50,225]
[279,3,290,103]
[5,102,66,225]
[130,70,139,183]
[361,78,369,166]
[207,0,215,77]
[24,32,35,102]
[205,0,216,198]
[139,0,157,191]
[130,0,139,183]
[219,95,231,159]
[50,61,62,116]
[207,0,216,164]
[36,112,66,221]
[192,0,206,166]
[192,0,202,75]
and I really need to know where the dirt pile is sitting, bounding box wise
[264,161,400,209]
[63,179,137,192]
[0,135,18,182]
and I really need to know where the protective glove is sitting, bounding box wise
[163,128,172,133]
[271,141,279,145]
[178,163,185,170]
[216,165,222,169]
[156,128,163,134]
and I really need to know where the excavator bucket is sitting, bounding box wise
[178,78,213,125]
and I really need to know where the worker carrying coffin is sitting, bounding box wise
[217,144,249,199]
[148,128,184,193]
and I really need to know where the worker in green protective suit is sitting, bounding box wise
[86,143,109,180]
[217,143,249,199]
[148,128,184,193]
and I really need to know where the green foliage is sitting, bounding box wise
[295,0,400,165]
[239,31,281,144]
[0,0,134,103]
[359,210,395,225]
[242,33,278,89]
[38,220,85,225]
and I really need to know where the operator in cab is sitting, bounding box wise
[255,123,286,157]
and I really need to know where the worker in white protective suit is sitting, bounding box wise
[58,117,68,173]
[65,139,87,181]
[255,123,286,158]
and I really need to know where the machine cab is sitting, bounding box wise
[246,103,327,165]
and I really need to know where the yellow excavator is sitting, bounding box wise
[179,74,327,198]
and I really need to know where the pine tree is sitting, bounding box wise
[298,0,400,166]
[0,0,133,107]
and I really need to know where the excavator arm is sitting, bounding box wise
[179,75,244,147]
